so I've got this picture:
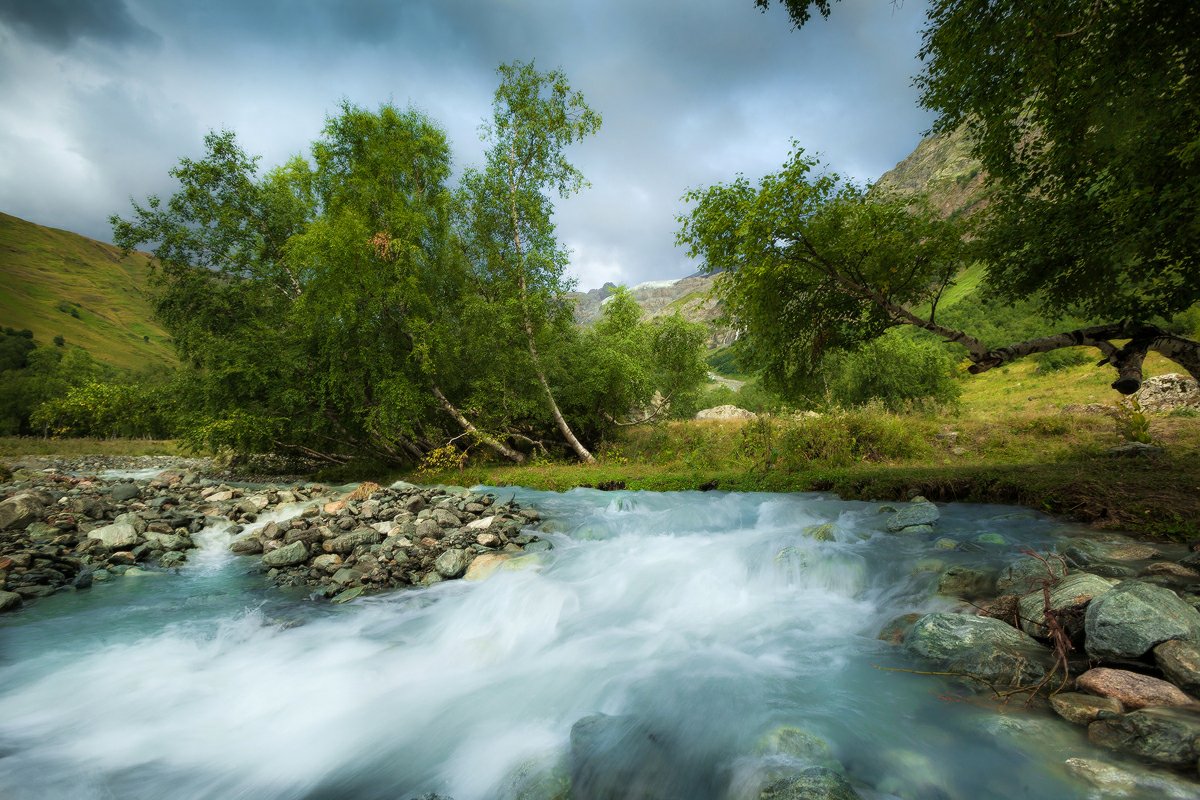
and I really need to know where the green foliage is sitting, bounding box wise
[0,327,35,372]
[1033,348,1092,376]
[0,341,110,435]
[678,146,968,398]
[823,328,961,410]
[739,409,930,471]
[31,379,178,439]
[919,0,1200,323]
[1114,398,1154,445]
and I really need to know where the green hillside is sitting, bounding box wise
[0,212,175,371]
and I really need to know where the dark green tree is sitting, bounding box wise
[749,0,1200,393]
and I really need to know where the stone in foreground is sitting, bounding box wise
[1050,692,1123,726]
[1075,667,1195,710]
[1087,707,1200,769]
[904,612,1052,688]
[1084,580,1200,660]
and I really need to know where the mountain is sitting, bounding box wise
[0,212,175,371]
[569,128,987,349]
[873,126,986,218]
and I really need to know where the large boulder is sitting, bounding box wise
[904,612,1052,688]
[1065,757,1200,800]
[886,501,940,533]
[695,404,757,420]
[1135,373,1200,413]
[0,493,44,531]
[261,539,309,568]
[1088,707,1200,768]
[0,590,22,612]
[87,522,141,550]
[434,548,473,579]
[1084,580,1200,660]
[1075,667,1195,710]
[1017,572,1116,638]
[327,528,383,555]
[996,554,1068,595]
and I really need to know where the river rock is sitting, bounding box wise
[878,613,923,645]
[1065,539,1159,566]
[0,493,44,531]
[1154,639,1200,696]
[1017,572,1116,638]
[464,553,511,581]
[886,501,939,533]
[936,566,995,601]
[1064,757,1200,800]
[996,555,1068,595]
[1084,580,1200,660]
[759,768,861,800]
[327,528,383,555]
[262,539,309,568]
[0,590,22,612]
[109,483,140,502]
[1050,692,1124,725]
[435,548,472,579]
[1088,707,1200,768]
[312,553,343,572]
[230,536,264,555]
[87,522,141,550]
[1076,667,1195,709]
[569,714,682,800]
[904,612,1052,687]
[803,523,836,542]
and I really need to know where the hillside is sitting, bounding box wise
[0,212,175,371]
[569,274,734,347]
[873,125,986,218]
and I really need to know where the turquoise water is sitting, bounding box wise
[0,489,1166,799]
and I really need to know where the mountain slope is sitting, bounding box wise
[0,212,175,371]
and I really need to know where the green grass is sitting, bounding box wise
[0,212,176,371]
[0,437,181,457]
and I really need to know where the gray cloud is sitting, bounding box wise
[0,0,933,290]
[0,0,156,47]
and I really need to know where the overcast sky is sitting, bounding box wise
[0,0,932,290]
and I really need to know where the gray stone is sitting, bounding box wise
[1017,572,1116,637]
[431,508,461,527]
[886,501,939,532]
[1154,639,1200,696]
[435,548,473,579]
[0,493,44,530]
[759,767,862,800]
[524,540,553,553]
[109,483,140,502]
[0,590,22,611]
[569,714,685,800]
[261,539,309,568]
[1064,757,1200,800]
[332,567,362,586]
[87,522,141,550]
[1135,373,1200,413]
[312,553,343,572]
[936,566,996,601]
[1084,580,1200,660]
[327,528,383,555]
[904,612,1052,688]
[414,518,442,539]
[112,512,147,533]
[1088,707,1200,768]
[996,555,1068,595]
[228,537,261,556]
[1050,692,1124,725]
[159,552,185,568]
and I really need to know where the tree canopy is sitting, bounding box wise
[111,65,707,466]
[731,0,1200,395]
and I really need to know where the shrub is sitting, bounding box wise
[824,328,960,410]
[1033,348,1092,374]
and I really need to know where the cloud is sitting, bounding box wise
[0,0,157,48]
[0,0,934,289]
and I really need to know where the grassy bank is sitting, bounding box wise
[416,408,1200,542]
[0,437,181,457]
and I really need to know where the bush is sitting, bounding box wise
[1033,348,1092,374]
[740,409,930,471]
[824,328,960,410]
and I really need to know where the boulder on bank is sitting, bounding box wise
[1084,580,1200,660]
[904,612,1053,688]
[1154,639,1200,696]
[695,404,757,420]
[0,493,45,531]
[1076,667,1195,710]
[1017,572,1116,638]
[1088,707,1200,769]
[1135,373,1200,414]
[886,499,940,533]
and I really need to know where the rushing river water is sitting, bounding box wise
[0,488,1175,799]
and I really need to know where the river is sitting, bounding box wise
[0,487,1172,798]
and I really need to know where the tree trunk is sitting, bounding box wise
[429,383,526,464]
